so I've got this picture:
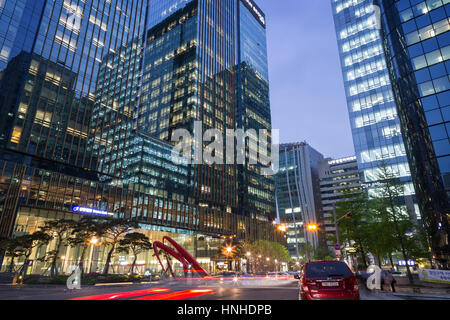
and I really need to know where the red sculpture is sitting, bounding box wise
[153,236,209,278]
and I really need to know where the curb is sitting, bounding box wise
[392,292,450,300]
[94,282,134,287]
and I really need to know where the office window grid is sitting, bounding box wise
[332,0,418,219]
[5,0,147,176]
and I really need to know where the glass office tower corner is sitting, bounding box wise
[275,143,324,259]
[376,0,449,268]
[237,0,276,220]
[331,0,420,222]
[0,0,148,235]
[138,0,275,220]
[138,0,239,212]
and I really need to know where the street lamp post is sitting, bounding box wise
[305,223,319,262]
[87,236,101,274]
[226,247,233,271]
[333,204,340,247]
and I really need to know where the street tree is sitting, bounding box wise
[117,232,152,275]
[335,190,372,269]
[314,243,333,261]
[299,242,315,263]
[215,238,245,271]
[372,161,419,284]
[101,219,139,275]
[245,240,290,272]
[68,217,105,274]
[40,219,77,277]
[0,238,23,273]
[16,232,52,277]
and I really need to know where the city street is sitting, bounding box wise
[0,278,448,301]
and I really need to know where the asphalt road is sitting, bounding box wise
[0,279,298,300]
[0,279,448,300]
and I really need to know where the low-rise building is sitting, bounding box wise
[318,156,362,248]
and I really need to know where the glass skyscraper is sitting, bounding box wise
[376,0,449,268]
[137,0,275,220]
[275,142,324,259]
[332,0,420,222]
[0,0,147,172]
[237,0,275,220]
[138,0,239,213]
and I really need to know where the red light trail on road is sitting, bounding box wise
[69,288,171,300]
[132,289,215,300]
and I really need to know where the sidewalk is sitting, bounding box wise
[393,276,450,295]
[392,291,450,300]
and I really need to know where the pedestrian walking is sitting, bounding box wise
[381,270,396,292]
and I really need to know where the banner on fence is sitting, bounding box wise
[418,269,450,284]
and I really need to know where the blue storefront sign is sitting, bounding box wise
[72,206,113,217]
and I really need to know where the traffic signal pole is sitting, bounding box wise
[333,204,340,248]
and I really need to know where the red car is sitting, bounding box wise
[299,261,360,300]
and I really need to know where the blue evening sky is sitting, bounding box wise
[256,0,355,159]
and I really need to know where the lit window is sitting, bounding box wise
[10,126,22,144]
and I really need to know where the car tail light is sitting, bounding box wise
[302,280,310,293]
[351,278,359,292]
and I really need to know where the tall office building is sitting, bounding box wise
[138,0,238,213]
[137,0,275,219]
[0,0,148,234]
[331,0,420,224]
[0,0,282,274]
[318,156,362,249]
[237,1,275,221]
[376,0,449,267]
[275,142,324,259]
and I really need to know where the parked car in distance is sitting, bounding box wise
[212,272,241,283]
[299,261,360,300]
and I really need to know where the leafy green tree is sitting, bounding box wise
[299,242,315,263]
[332,164,430,279]
[372,161,420,284]
[335,190,372,269]
[215,238,246,271]
[117,232,152,275]
[365,199,399,268]
[40,219,77,277]
[405,225,431,261]
[314,244,333,261]
[244,240,290,272]
[68,217,105,274]
[100,219,139,275]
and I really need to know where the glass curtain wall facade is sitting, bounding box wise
[0,0,148,236]
[275,142,324,259]
[237,0,275,220]
[332,0,420,222]
[137,0,275,219]
[4,0,147,174]
[377,0,449,267]
[138,0,239,212]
